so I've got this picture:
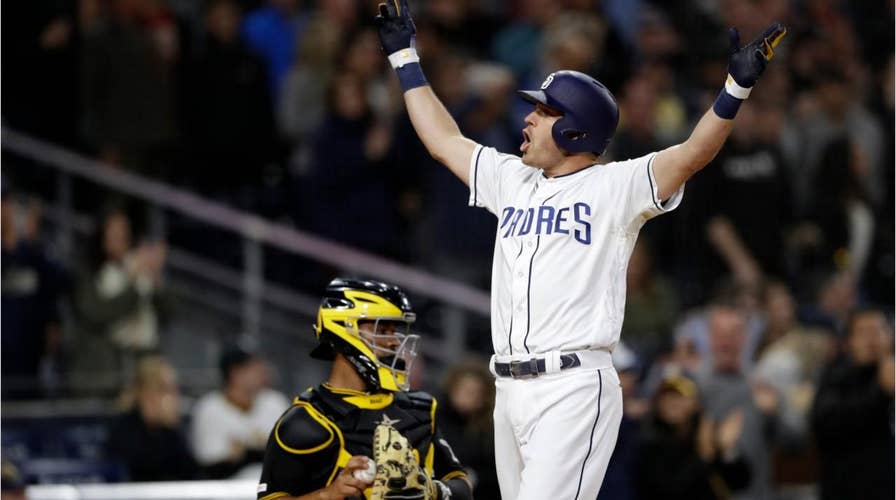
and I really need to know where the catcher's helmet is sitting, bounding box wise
[312,277,420,392]
[518,70,619,155]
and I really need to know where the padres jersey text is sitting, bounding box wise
[468,145,684,356]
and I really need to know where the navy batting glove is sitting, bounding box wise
[727,22,787,89]
[375,0,416,55]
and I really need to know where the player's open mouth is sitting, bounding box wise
[520,129,531,153]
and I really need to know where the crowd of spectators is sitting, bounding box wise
[1,0,893,499]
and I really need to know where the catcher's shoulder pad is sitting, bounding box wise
[396,390,437,413]
[274,401,336,454]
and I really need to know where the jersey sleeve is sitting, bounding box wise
[256,403,339,500]
[468,145,529,216]
[608,152,684,231]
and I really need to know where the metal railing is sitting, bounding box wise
[2,129,490,312]
[2,128,491,366]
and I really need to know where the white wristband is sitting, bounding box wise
[724,74,752,100]
[388,47,420,69]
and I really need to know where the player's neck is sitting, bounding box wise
[542,153,599,178]
[327,354,369,392]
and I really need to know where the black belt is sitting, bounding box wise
[493,353,581,378]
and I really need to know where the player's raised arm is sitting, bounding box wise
[652,23,787,200]
[375,0,478,186]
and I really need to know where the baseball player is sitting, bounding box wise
[375,2,786,499]
[256,278,473,500]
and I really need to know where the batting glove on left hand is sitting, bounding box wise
[727,22,787,89]
[375,0,417,56]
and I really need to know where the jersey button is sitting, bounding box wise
[527,241,534,248]
[517,271,524,278]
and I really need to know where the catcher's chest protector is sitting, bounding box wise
[317,390,436,464]
[258,385,462,500]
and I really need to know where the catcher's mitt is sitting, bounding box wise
[370,421,435,500]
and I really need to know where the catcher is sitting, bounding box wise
[257,278,473,500]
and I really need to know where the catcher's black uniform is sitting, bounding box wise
[257,384,468,500]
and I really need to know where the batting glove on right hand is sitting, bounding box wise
[375,0,417,56]
[727,22,787,89]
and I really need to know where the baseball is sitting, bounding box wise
[353,458,376,482]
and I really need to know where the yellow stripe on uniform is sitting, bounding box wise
[424,443,435,475]
[258,493,290,500]
[430,398,437,435]
[275,402,334,454]
[326,425,351,486]
[441,470,469,482]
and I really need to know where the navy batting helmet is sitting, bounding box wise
[518,70,619,155]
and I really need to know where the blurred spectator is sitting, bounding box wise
[0,460,26,500]
[509,11,609,127]
[80,0,178,173]
[182,0,275,202]
[781,67,884,215]
[340,28,394,127]
[688,103,793,289]
[424,0,501,59]
[598,343,644,500]
[464,62,518,153]
[70,206,171,396]
[811,308,895,500]
[1,191,69,399]
[799,268,858,336]
[241,0,305,101]
[107,355,198,481]
[675,281,766,372]
[862,54,894,306]
[800,136,876,278]
[695,302,794,500]
[437,360,499,500]
[1,2,79,146]
[621,237,679,362]
[491,0,560,79]
[302,72,398,255]
[753,280,832,495]
[609,72,664,161]
[634,6,683,67]
[190,343,289,479]
[278,13,343,174]
[637,373,751,500]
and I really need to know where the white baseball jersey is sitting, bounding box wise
[468,144,684,357]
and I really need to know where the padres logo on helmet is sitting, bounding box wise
[312,278,420,392]
[519,70,619,155]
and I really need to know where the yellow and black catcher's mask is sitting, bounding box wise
[312,277,420,392]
